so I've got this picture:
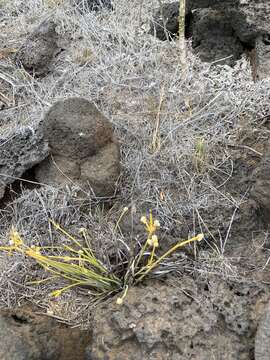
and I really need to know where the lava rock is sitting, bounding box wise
[255,301,270,360]
[36,97,120,197]
[0,306,90,360]
[79,142,120,196]
[252,35,270,80]
[42,97,113,160]
[149,2,180,41]
[149,1,270,70]
[87,278,264,359]
[0,125,48,200]
[15,20,59,76]
[191,9,244,66]
[251,147,270,225]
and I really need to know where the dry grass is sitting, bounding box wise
[0,0,270,324]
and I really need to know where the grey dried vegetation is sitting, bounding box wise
[0,0,270,324]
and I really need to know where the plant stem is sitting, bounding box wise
[135,234,203,283]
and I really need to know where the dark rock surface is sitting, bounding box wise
[0,125,48,200]
[191,9,244,66]
[251,146,270,225]
[149,2,180,41]
[88,278,267,360]
[150,1,270,73]
[252,35,270,81]
[36,97,120,197]
[0,306,90,360]
[15,20,59,76]
[42,97,113,160]
[255,301,270,360]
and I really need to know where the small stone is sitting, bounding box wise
[15,20,59,76]
[42,97,113,160]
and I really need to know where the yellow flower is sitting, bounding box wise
[140,216,147,225]
[50,289,63,298]
[9,227,23,247]
[147,235,159,248]
[153,220,160,228]
[196,233,204,241]
[116,285,129,305]
[116,297,123,305]
[79,228,86,234]
[141,211,160,236]
[152,235,159,248]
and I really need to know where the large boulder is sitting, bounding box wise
[191,9,244,66]
[0,125,48,200]
[0,306,90,360]
[150,1,270,74]
[87,278,266,359]
[237,1,270,35]
[191,0,270,34]
[15,20,59,76]
[35,97,120,197]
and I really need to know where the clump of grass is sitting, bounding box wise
[193,137,206,174]
[0,210,204,304]
[75,48,94,65]
[45,0,63,8]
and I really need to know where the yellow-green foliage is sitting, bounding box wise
[0,0,6,8]
[1,211,204,304]
[178,0,186,38]
[75,48,94,65]
[193,137,206,174]
[45,0,63,8]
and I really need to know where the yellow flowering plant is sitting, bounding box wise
[0,211,204,304]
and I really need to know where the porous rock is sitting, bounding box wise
[0,306,90,360]
[42,97,113,160]
[255,301,270,360]
[150,1,270,74]
[79,142,120,196]
[191,9,244,66]
[0,125,48,200]
[251,146,270,225]
[15,20,59,76]
[149,2,179,41]
[36,97,120,197]
[87,278,265,359]
[252,35,270,81]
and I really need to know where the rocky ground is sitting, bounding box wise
[1,0,270,359]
